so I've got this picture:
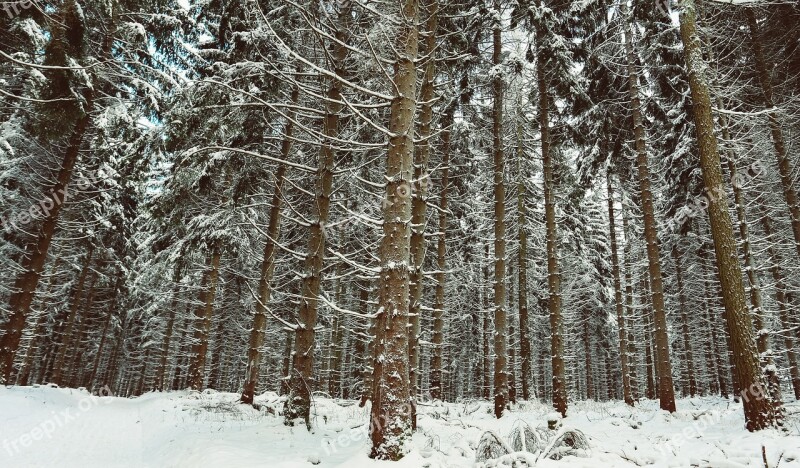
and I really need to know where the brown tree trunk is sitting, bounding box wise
[516,115,532,401]
[621,208,639,401]
[0,91,94,382]
[606,169,633,406]
[369,0,418,457]
[621,0,676,412]
[583,307,593,400]
[241,159,290,403]
[284,6,350,427]
[16,258,63,386]
[89,273,122,390]
[672,248,697,397]
[51,247,95,386]
[491,0,508,419]
[408,0,438,425]
[536,18,566,419]
[188,245,221,390]
[156,272,180,391]
[679,0,777,429]
[429,102,453,402]
[482,245,491,400]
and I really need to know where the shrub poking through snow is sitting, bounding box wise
[475,430,511,462]
[540,428,591,460]
[508,420,548,454]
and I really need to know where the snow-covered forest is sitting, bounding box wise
[1,0,799,465]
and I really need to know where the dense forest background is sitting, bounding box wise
[0,0,798,459]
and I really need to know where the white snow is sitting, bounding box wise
[1,386,798,467]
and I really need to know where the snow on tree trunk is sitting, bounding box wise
[621,0,676,413]
[369,0,418,459]
[678,0,778,430]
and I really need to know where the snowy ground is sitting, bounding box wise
[1,386,799,467]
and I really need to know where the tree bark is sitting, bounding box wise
[536,16,566,418]
[369,0,418,458]
[0,90,94,382]
[760,214,800,400]
[606,169,633,406]
[621,0,676,412]
[516,115,532,402]
[491,0,508,419]
[51,247,95,386]
[284,5,349,427]
[241,117,291,403]
[188,244,221,390]
[429,101,452,402]
[672,247,697,397]
[408,0,438,425]
[679,0,777,430]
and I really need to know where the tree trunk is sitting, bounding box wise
[606,169,633,406]
[89,273,122,391]
[156,272,181,391]
[429,101,453,402]
[482,245,491,401]
[368,0,418,458]
[760,215,800,400]
[188,245,221,390]
[491,0,508,419]
[621,208,639,401]
[51,247,95,386]
[242,157,290,403]
[284,4,350,427]
[536,18,566,419]
[408,0,438,426]
[583,307,593,400]
[0,90,94,382]
[679,0,777,429]
[621,0,676,412]
[673,247,697,397]
[516,115,532,402]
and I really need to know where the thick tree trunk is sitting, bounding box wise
[369,0,418,458]
[621,0,676,413]
[679,0,777,430]
[188,245,221,390]
[491,1,508,419]
[606,169,633,406]
[0,90,94,382]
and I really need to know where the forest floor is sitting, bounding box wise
[0,385,799,467]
